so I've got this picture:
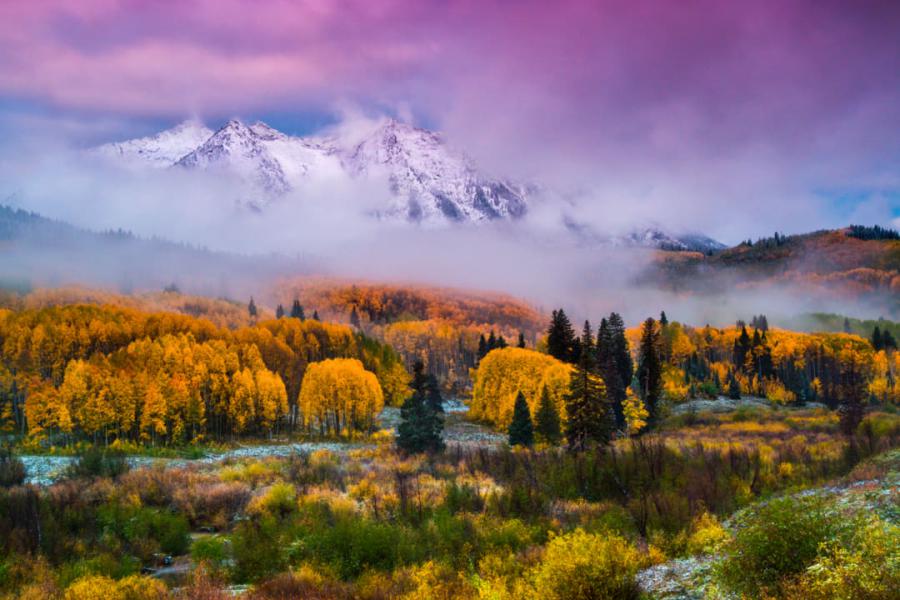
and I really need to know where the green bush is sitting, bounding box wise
[716,495,844,597]
[797,517,900,600]
[289,511,414,579]
[0,446,26,488]
[231,516,287,583]
[67,447,129,479]
[190,535,229,575]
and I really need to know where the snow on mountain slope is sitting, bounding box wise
[93,120,213,168]
[337,118,528,224]
[91,117,723,250]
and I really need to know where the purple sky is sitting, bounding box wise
[0,0,898,239]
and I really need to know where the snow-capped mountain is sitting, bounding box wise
[174,119,345,199]
[93,120,214,168]
[620,228,726,253]
[339,119,527,223]
[93,117,528,224]
[563,217,725,253]
[91,117,723,251]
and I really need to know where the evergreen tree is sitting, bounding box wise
[487,330,497,352]
[477,334,488,360]
[534,386,562,445]
[883,330,898,350]
[396,362,444,454]
[637,318,662,426]
[248,297,258,319]
[659,311,668,326]
[838,358,867,437]
[497,335,508,349]
[290,299,305,320]
[565,321,613,451]
[517,332,526,348]
[843,317,852,334]
[312,310,320,321]
[547,309,579,363]
[275,304,285,319]
[728,373,742,400]
[872,326,883,351]
[507,392,534,447]
[350,306,361,329]
[608,312,633,408]
[597,317,625,428]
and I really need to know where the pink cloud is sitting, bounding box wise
[0,0,897,238]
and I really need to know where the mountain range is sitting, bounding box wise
[93,117,723,251]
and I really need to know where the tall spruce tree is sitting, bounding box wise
[727,373,742,399]
[507,392,534,447]
[872,327,883,351]
[565,321,613,451]
[517,332,526,348]
[477,334,488,360]
[396,362,444,454]
[248,297,258,319]
[312,310,320,321]
[275,304,285,319]
[637,317,662,426]
[838,357,867,437]
[290,299,305,320]
[597,317,626,429]
[534,386,562,444]
[547,309,579,363]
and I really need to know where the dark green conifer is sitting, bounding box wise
[637,317,662,426]
[534,386,562,445]
[507,392,534,447]
[396,362,444,454]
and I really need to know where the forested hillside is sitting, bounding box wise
[0,304,408,444]
[274,278,546,392]
[646,227,900,315]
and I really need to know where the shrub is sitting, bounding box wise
[529,529,643,600]
[249,482,297,519]
[231,517,287,583]
[67,447,129,479]
[797,517,900,600]
[685,512,730,555]
[190,536,230,576]
[716,495,843,597]
[64,575,122,600]
[0,445,26,487]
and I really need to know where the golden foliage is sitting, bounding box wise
[298,358,384,435]
[470,348,570,429]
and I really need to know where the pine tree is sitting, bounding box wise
[487,330,497,352]
[497,335,508,349]
[659,311,668,326]
[248,297,258,319]
[871,327,883,351]
[597,317,625,428]
[507,392,534,447]
[838,358,866,437]
[517,332,526,348]
[396,362,444,454]
[637,318,662,426]
[608,312,633,415]
[275,304,285,319]
[547,309,578,363]
[534,386,562,445]
[728,373,741,400]
[843,317,852,334]
[477,335,488,360]
[565,321,612,451]
[312,310,320,321]
[290,299,305,320]
[350,306,361,329]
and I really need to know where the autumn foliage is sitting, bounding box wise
[0,303,407,443]
[470,347,571,429]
